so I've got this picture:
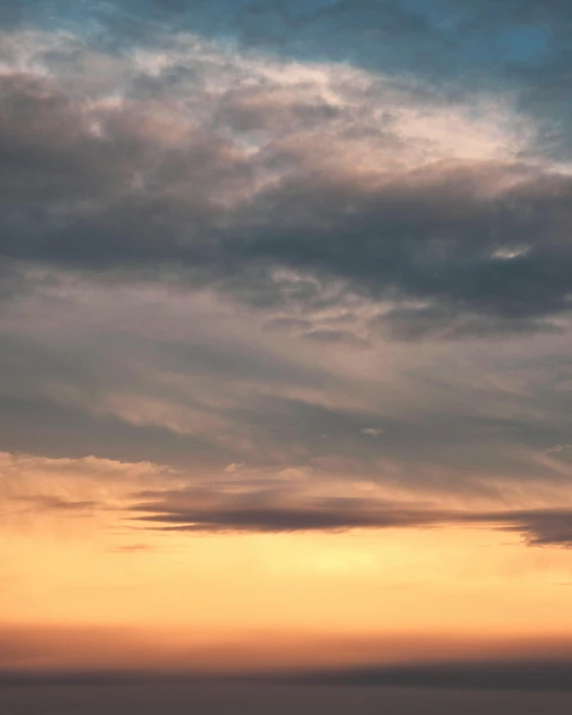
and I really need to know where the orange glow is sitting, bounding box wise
[4,492,572,673]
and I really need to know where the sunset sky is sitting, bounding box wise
[4,1,572,701]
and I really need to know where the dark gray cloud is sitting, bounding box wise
[240,163,572,325]
[128,485,572,547]
[130,487,441,532]
[298,660,572,692]
[2,59,572,339]
[3,679,572,714]
[302,328,369,348]
[5,659,572,693]
[485,508,572,547]
[374,305,561,341]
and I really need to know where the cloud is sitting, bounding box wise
[2,29,572,340]
[130,487,434,532]
[2,269,572,492]
[480,508,572,547]
[297,659,572,692]
[303,329,370,348]
[1,22,572,514]
[0,451,178,527]
[373,305,562,342]
[128,482,572,547]
[5,657,572,694]
[107,543,155,553]
[14,495,99,512]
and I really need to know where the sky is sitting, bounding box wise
[3,0,572,710]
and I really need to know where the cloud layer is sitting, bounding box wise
[129,481,572,547]
[2,28,572,341]
[2,4,572,552]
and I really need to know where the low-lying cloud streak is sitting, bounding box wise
[129,485,572,546]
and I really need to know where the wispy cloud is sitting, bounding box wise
[129,481,572,547]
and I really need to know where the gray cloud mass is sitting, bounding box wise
[1,39,572,338]
[129,485,572,547]
[2,5,572,540]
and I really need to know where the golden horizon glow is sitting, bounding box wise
[4,476,572,673]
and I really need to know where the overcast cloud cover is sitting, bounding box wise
[3,0,572,539]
